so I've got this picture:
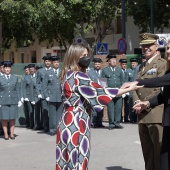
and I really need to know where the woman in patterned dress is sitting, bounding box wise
[56,43,141,170]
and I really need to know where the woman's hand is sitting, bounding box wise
[121,81,138,89]
[132,101,149,114]
[128,82,144,91]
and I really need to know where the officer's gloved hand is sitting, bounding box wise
[24,98,29,101]
[38,94,42,98]
[126,92,130,96]
[21,97,24,103]
[31,101,35,105]
[122,93,126,98]
[18,101,22,107]
[46,97,50,101]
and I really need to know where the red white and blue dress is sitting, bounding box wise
[56,70,118,170]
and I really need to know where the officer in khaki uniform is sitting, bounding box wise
[133,33,167,170]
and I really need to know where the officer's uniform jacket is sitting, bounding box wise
[31,74,39,103]
[36,67,52,99]
[0,74,20,105]
[124,69,134,82]
[101,66,124,88]
[22,75,36,102]
[88,68,102,83]
[132,64,140,81]
[42,68,61,103]
[133,55,167,123]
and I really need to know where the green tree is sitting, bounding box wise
[127,0,170,33]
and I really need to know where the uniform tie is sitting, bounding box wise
[54,70,58,76]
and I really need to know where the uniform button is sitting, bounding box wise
[9,95,10,97]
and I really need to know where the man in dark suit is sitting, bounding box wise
[102,54,124,130]
[36,56,52,132]
[119,59,133,122]
[133,33,167,170]
[42,56,62,135]
[88,58,105,128]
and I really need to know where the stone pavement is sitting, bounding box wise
[0,123,145,170]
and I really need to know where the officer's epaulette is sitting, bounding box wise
[158,57,166,62]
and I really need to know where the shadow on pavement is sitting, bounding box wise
[106,166,132,170]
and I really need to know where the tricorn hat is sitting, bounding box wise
[42,56,51,60]
[106,54,116,62]
[51,56,60,61]
[93,58,102,63]
[28,64,35,68]
[130,58,138,62]
[3,61,13,67]
[119,59,127,63]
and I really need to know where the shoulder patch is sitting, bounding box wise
[158,58,166,62]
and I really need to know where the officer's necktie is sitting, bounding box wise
[54,70,58,76]
[7,75,9,79]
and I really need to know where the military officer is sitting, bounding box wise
[133,33,167,170]
[42,56,62,135]
[36,56,52,132]
[119,59,133,122]
[20,66,30,128]
[22,64,36,129]
[88,58,105,128]
[29,64,43,130]
[0,61,22,140]
[102,54,124,129]
[129,58,140,123]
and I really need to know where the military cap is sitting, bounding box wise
[28,64,35,68]
[139,33,159,45]
[24,66,29,69]
[130,58,138,62]
[106,54,116,62]
[51,56,60,61]
[35,66,42,70]
[3,61,13,67]
[93,58,102,63]
[42,56,51,60]
[119,59,127,63]
[0,61,4,66]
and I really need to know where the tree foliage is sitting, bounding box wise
[0,0,121,50]
[127,0,170,33]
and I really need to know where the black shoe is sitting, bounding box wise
[115,125,124,129]
[26,124,30,128]
[49,132,55,136]
[98,124,105,128]
[34,126,43,130]
[109,126,114,130]
[4,137,9,140]
[44,129,49,132]
[10,136,15,140]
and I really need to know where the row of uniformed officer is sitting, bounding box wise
[21,56,62,135]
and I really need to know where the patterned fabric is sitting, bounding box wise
[56,70,118,170]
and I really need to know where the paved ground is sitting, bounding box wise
[0,122,145,170]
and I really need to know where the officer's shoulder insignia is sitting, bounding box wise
[158,58,166,62]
